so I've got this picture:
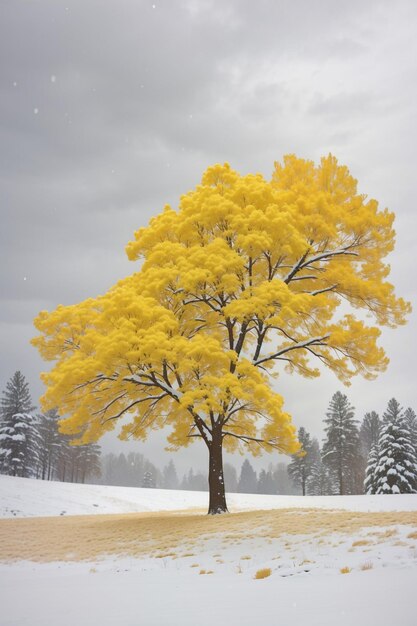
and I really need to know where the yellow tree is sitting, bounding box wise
[32,155,410,513]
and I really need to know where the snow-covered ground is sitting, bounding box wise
[1,474,417,517]
[1,475,417,626]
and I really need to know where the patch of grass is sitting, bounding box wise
[340,566,351,574]
[1,509,416,564]
[377,528,398,539]
[254,568,271,580]
[155,552,176,558]
[360,561,373,571]
[352,540,370,547]
[240,555,251,560]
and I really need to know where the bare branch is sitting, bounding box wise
[254,334,330,366]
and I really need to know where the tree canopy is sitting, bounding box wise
[32,154,410,512]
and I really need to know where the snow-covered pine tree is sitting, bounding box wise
[307,439,335,495]
[382,397,402,424]
[287,427,314,495]
[373,399,417,494]
[322,391,360,495]
[404,407,417,457]
[0,372,39,477]
[364,443,379,494]
[142,470,155,488]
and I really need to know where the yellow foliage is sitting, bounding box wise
[32,156,410,466]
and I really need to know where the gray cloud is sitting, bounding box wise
[1,0,416,476]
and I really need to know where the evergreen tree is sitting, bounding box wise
[181,468,208,491]
[287,427,314,495]
[37,408,62,480]
[359,411,381,457]
[0,372,39,477]
[382,397,403,424]
[100,452,119,485]
[0,371,36,417]
[223,463,238,493]
[162,460,179,489]
[80,444,101,483]
[142,470,155,488]
[257,468,276,494]
[307,440,335,495]
[364,443,379,494]
[273,462,300,495]
[55,439,101,483]
[322,392,360,495]
[374,399,417,494]
[237,459,257,494]
[404,407,417,456]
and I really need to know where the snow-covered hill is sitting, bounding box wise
[1,474,417,518]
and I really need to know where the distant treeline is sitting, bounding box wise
[98,452,298,494]
[1,372,416,494]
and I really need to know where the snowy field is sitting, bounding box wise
[1,476,417,626]
[2,474,417,517]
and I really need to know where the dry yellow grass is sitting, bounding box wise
[254,568,272,579]
[360,561,373,571]
[0,508,416,564]
[340,566,351,574]
[352,539,370,547]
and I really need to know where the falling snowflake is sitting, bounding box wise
[13,81,17,87]
[50,75,56,83]
[33,108,39,115]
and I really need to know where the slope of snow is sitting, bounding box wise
[1,474,417,518]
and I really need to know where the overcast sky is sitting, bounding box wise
[1,0,416,476]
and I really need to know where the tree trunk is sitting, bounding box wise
[207,431,228,515]
[339,459,344,495]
